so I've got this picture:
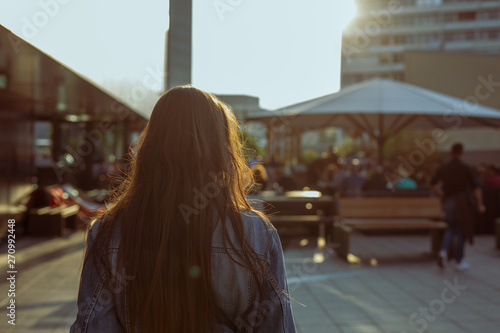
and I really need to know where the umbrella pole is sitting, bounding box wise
[377,136,386,164]
[266,124,272,163]
[294,129,302,164]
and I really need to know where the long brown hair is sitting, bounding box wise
[86,85,271,332]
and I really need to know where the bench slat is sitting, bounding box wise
[270,215,333,224]
[343,222,447,230]
[339,197,443,219]
[334,196,447,261]
[61,205,80,218]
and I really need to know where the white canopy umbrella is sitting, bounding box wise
[247,79,500,161]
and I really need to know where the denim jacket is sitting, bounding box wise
[70,212,296,332]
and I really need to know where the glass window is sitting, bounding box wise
[393,53,405,63]
[394,72,405,81]
[458,12,476,21]
[429,33,439,41]
[34,122,53,168]
[444,13,456,22]
[395,36,407,44]
[379,53,391,64]
[420,14,438,24]
[488,29,499,40]
[489,11,500,20]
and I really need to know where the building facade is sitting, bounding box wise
[404,50,500,163]
[339,0,500,163]
[0,25,146,230]
[341,0,500,87]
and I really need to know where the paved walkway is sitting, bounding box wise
[0,230,499,333]
[285,234,500,333]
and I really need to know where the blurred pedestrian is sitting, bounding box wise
[71,86,295,332]
[484,164,500,189]
[320,164,338,195]
[340,165,366,196]
[430,143,485,271]
[394,171,418,190]
[332,165,349,191]
[362,165,388,192]
[275,167,299,192]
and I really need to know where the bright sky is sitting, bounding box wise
[0,0,356,111]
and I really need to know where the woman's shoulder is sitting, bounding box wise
[86,216,103,244]
[212,209,276,253]
[240,209,276,237]
[86,214,120,250]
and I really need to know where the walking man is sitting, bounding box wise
[430,143,485,271]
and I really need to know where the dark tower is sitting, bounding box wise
[165,0,192,90]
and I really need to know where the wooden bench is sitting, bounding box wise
[333,197,447,261]
[251,192,338,249]
[268,215,333,248]
[61,205,81,230]
[27,205,80,236]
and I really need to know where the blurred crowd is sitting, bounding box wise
[248,150,500,197]
[248,149,500,234]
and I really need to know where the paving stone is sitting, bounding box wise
[0,231,498,332]
[339,323,384,333]
[299,324,343,333]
